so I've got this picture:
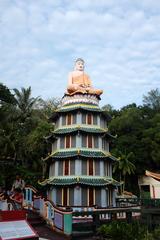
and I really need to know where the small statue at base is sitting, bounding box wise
[67,58,103,96]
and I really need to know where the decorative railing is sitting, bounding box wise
[116,197,160,209]
[23,186,73,236]
[0,199,14,211]
[116,197,141,207]
[0,185,72,236]
[23,185,37,208]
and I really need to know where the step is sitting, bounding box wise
[26,210,45,226]
[72,230,94,239]
[34,225,68,240]
[73,222,93,231]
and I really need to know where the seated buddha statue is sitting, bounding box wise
[67,58,103,96]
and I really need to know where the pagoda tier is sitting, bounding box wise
[40,176,119,187]
[54,125,108,134]
[43,148,117,160]
[42,93,118,207]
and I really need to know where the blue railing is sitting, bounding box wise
[23,185,73,236]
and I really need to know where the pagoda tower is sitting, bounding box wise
[41,59,118,207]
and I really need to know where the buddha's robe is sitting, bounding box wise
[71,73,91,86]
[67,73,103,96]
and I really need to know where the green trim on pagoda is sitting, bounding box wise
[62,102,99,107]
[39,176,120,187]
[50,103,110,122]
[43,148,117,161]
[56,103,101,113]
[53,124,108,134]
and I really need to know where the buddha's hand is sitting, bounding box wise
[86,87,90,92]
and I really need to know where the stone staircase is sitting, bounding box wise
[26,209,45,227]
[26,209,68,240]
[72,221,95,239]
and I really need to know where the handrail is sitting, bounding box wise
[23,185,73,235]
[46,199,72,213]
[24,185,73,213]
[25,185,38,193]
[116,197,160,208]
[57,204,95,208]
[0,199,15,211]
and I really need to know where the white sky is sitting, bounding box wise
[0,0,160,109]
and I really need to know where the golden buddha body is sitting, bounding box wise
[67,58,103,96]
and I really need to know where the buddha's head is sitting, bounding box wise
[75,58,84,71]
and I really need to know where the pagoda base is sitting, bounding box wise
[62,93,100,106]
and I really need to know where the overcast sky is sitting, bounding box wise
[0,0,160,109]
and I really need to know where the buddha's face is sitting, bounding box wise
[75,60,84,71]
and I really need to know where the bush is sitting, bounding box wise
[152,226,160,240]
[98,221,149,240]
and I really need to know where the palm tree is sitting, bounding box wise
[38,97,61,120]
[13,87,40,165]
[14,86,39,122]
[113,151,136,193]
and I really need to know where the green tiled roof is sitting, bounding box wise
[39,176,120,187]
[43,148,117,161]
[43,149,105,159]
[56,103,101,113]
[54,125,108,134]
[50,104,110,121]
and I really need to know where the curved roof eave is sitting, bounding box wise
[39,176,120,187]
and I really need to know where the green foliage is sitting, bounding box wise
[98,221,151,240]
[0,83,16,104]
[152,226,160,240]
[0,85,55,189]
[109,89,160,193]
[143,88,160,111]
[13,86,40,122]
[26,120,54,169]
[113,151,135,176]
[37,97,61,119]
[113,151,135,192]
[15,165,42,188]
[27,120,53,150]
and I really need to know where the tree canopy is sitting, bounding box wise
[108,88,160,194]
[0,85,54,188]
[0,83,16,105]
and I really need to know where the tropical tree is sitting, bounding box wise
[0,84,17,186]
[142,113,160,167]
[143,88,160,111]
[14,86,40,122]
[0,84,17,160]
[109,105,151,175]
[113,151,136,193]
[37,97,61,119]
[12,87,41,165]
[0,83,15,104]
[0,85,57,187]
